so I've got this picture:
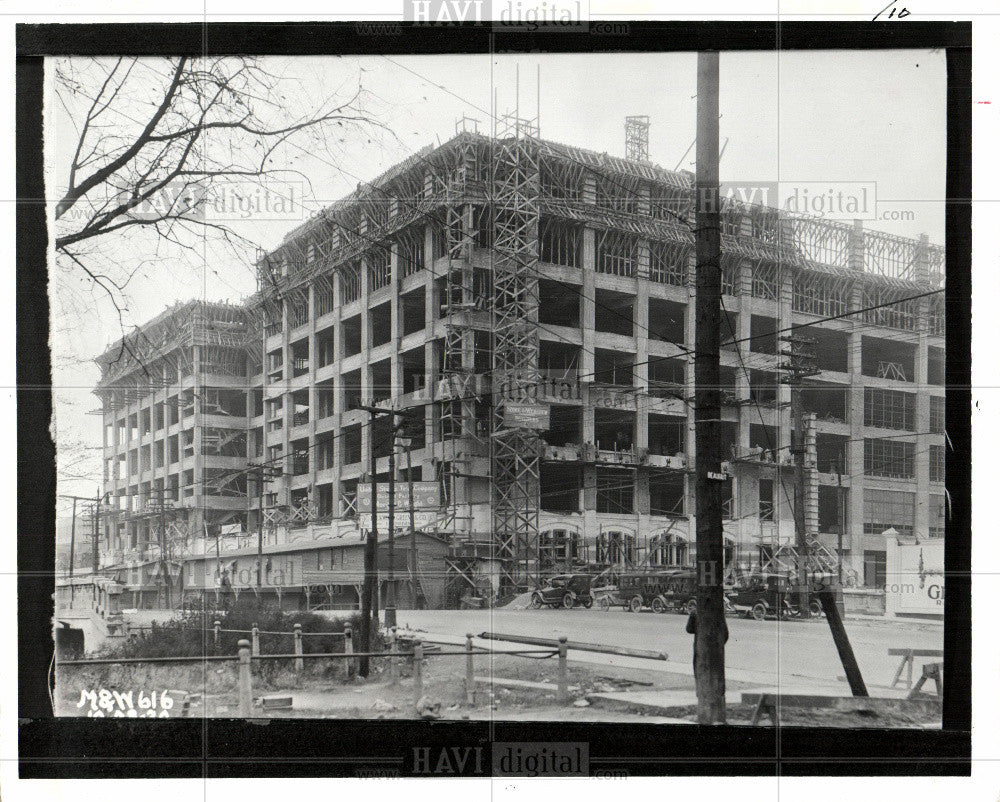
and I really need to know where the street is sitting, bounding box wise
[396,608,944,692]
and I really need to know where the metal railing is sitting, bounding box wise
[59,627,570,717]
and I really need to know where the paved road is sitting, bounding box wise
[396,609,943,691]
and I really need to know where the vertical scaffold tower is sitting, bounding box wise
[440,125,479,538]
[491,108,541,593]
[625,115,650,163]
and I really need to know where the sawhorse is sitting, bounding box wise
[907,662,943,699]
[888,648,944,690]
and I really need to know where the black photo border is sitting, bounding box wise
[17,19,972,778]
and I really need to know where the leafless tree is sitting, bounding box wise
[53,55,387,316]
[50,56,389,495]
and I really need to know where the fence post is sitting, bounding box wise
[344,625,355,678]
[557,637,569,703]
[465,633,476,706]
[389,628,399,686]
[238,639,253,717]
[251,623,260,657]
[413,641,424,710]
[213,620,220,647]
[293,624,303,673]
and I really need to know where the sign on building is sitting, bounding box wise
[884,535,944,618]
[502,402,550,430]
[357,482,440,514]
[365,511,438,532]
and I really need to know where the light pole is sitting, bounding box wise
[401,434,418,608]
[385,421,397,629]
[248,462,282,589]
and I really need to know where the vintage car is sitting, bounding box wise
[731,572,823,620]
[529,574,595,609]
[592,584,623,610]
[616,569,700,613]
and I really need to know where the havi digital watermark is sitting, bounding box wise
[404,0,589,32]
[719,181,878,220]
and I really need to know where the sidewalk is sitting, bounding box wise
[398,626,847,691]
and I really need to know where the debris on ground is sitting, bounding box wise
[502,591,536,611]
[597,675,653,688]
[416,696,441,720]
[373,698,396,712]
[573,698,591,707]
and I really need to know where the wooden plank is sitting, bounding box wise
[474,676,558,691]
[741,691,942,719]
[479,631,667,661]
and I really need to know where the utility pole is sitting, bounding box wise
[357,405,421,632]
[837,458,846,585]
[256,464,264,588]
[60,493,101,577]
[68,497,77,578]
[157,486,169,608]
[779,336,867,693]
[248,462,282,589]
[396,407,422,610]
[356,405,384,678]
[92,489,101,576]
[693,50,727,725]
[780,333,819,617]
[386,423,397,629]
[402,432,418,609]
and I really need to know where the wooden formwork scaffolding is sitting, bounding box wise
[438,132,482,541]
[231,127,942,606]
[491,111,542,595]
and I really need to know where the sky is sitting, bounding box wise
[47,49,947,515]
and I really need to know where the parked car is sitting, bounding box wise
[657,569,700,614]
[615,569,692,613]
[530,574,595,609]
[731,573,823,620]
[592,584,623,610]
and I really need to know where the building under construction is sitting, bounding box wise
[92,120,946,609]
[93,300,257,607]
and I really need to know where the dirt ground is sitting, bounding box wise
[56,649,940,727]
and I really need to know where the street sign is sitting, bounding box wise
[503,402,550,430]
[707,471,728,481]
[357,482,440,514]
[363,511,438,532]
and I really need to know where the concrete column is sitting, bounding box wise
[914,233,931,286]
[804,413,819,534]
[424,335,437,468]
[913,328,930,538]
[460,204,477,442]
[735,258,753,456]
[684,249,698,519]
[635,269,650,477]
[581,224,597,515]
[635,265,650,390]
[359,246,373,472]
[192,344,204,512]
[776,263,793,463]
[636,468,650,515]
[331,270,344,488]
[581,227,596,447]
[424,219,438,464]
[846,220,866,581]
[307,284,318,478]
[390,241,402,402]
